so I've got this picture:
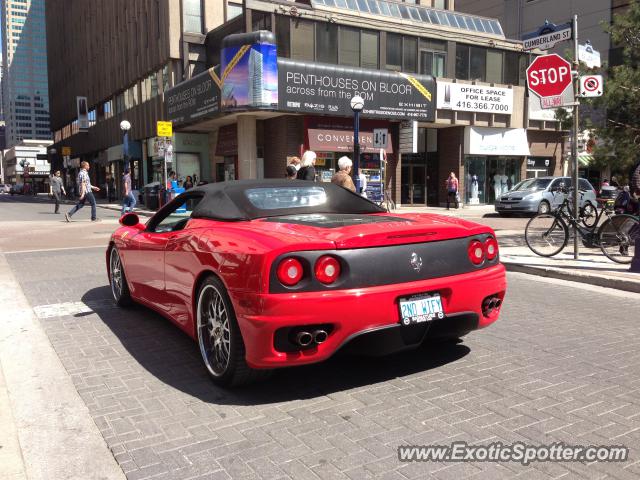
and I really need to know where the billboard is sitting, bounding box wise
[165,68,221,125]
[221,32,278,110]
[278,59,436,122]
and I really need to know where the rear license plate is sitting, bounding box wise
[503,204,512,209]
[399,293,444,326]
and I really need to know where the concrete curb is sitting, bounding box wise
[0,253,125,480]
[503,261,640,294]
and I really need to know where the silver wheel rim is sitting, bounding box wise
[110,249,123,301]
[539,202,549,214]
[197,285,231,377]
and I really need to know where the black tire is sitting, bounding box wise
[537,201,551,214]
[109,247,132,307]
[525,213,568,257]
[196,275,271,387]
[599,214,639,264]
[581,201,598,228]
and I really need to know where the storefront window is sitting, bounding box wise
[464,156,521,204]
[291,19,315,61]
[338,26,359,66]
[464,157,486,205]
[317,23,338,64]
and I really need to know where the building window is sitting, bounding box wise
[182,0,203,33]
[290,19,314,61]
[360,30,379,69]
[503,51,519,85]
[486,50,503,84]
[252,11,271,31]
[469,47,487,81]
[456,44,469,80]
[276,16,290,58]
[227,2,242,21]
[317,22,338,64]
[339,26,360,67]
[386,33,402,71]
[403,36,417,73]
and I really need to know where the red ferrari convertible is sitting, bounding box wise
[108,180,506,386]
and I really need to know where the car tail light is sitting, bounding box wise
[314,256,341,284]
[468,240,485,265]
[484,236,499,261]
[277,258,303,286]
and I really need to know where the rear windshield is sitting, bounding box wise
[245,186,328,210]
[513,178,552,191]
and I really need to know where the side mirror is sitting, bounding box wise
[120,212,144,230]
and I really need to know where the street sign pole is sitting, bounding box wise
[572,14,580,260]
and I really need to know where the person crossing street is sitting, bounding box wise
[65,161,100,222]
[49,170,66,214]
[120,168,136,216]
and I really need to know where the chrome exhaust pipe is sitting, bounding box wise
[295,331,313,347]
[313,330,328,344]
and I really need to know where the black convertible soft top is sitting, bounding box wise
[189,180,385,221]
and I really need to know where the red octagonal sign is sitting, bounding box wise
[526,54,572,98]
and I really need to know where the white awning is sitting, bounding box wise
[464,127,531,156]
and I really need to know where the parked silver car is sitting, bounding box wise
[495,176,597,215]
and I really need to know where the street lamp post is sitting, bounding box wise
[120,120,131,172]
[350,96,365,194]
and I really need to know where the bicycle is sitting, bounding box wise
[525,192,639,264]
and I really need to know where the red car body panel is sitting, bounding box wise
[108,211,507,368]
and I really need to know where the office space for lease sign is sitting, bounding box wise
[437,81,513,114]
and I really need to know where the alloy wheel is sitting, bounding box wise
[197,285,231,377]
[110,248,123,301]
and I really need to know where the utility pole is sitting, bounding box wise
[572,14,580,260]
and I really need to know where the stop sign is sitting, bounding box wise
[526,54,572,97]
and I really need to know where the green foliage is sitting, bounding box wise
[592,0,640,175]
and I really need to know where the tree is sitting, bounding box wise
[592,0,640,179]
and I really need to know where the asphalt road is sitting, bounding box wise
[2,195,640,479]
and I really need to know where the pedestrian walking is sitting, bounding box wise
[296,151,317,181]
[183,175,194,190]
[445,172,459,209]
[49,170,66,214]
[120,168,136,216]
[331,156,356,192]
[65,161,100,222]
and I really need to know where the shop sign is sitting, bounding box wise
[437,81,513,114]
[527,157,551,169]
[278,58,436,122]
[308,129,393,153]
[464,127,531,156]
[165,67,220,125]
[61,146,71,156]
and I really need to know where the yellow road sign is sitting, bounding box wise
[157,121,173,138]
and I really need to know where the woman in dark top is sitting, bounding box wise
[296,150,317,181]
[183,176,194,189]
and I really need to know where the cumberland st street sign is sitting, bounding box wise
[522,20,572,51]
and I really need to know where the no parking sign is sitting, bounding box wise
[579,75,603,97]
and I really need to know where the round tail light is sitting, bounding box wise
[484,237,499,260]
[468,240,485,265]
[314,256,341,284]
[277,258,303,286]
